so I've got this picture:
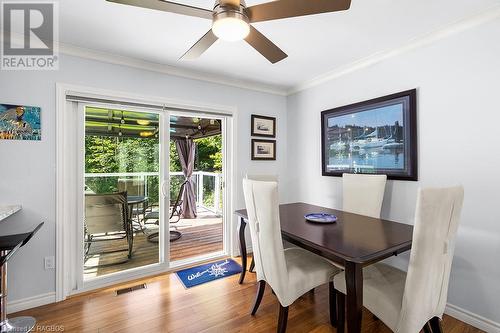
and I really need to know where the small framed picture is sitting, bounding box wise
[251,139,276,160]
[0,104,41,141]
[251,115,276,138]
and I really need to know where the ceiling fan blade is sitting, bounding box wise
[244,26,287,64]
[180,30,218,60]
[106,0,213,20]
[247,0,351,23]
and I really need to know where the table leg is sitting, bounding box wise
[345,261,363,333]
[237,217,248,284]
[249,257,255,273]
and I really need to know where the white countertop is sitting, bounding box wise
[0,205,22,222]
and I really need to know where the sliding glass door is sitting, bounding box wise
[83,106,165,280]
[77,102,230,289]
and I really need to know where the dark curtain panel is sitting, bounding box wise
[175,138,197,218]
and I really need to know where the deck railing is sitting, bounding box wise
[84,171,223,215]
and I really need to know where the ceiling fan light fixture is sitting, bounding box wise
[212,11,250,42]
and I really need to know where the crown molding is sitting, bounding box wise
[61,43,289,96]
[287,4,500,95]
[3,32,288,96]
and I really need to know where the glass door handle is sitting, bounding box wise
[161,181,168,198]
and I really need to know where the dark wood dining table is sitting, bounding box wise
[234,202,413,333]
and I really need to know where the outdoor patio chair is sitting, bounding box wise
[84,192,133,265]
[118,178,145,196]
[143,180,188,242]
[118,178,147,219]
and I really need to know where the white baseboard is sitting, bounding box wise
[446,303,500,333]
[7,292,56,314]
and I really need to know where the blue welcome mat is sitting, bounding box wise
[176,259,242,288]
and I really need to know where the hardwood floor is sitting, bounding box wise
[84,219,223,278]
[170,220,223,261]
[16,257,482,333]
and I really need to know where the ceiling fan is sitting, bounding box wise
[106,0,351,64]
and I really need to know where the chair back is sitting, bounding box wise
[245,174,278,182]
[170,180,187,219]
[242,179,288,300]
[397,186,464,333]
[342,173,387,218]
[85,192,128,235]
[118,178,145,196]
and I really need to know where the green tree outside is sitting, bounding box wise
[86,134,222,208]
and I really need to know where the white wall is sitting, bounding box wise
[286,19,500,326]
[0,54,287,302]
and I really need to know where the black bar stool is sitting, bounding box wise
[0,222,43,333]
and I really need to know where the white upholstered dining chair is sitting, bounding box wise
[342,173,387,218]
[334,186,464,333]
[245,174,278,182]
[245,174,295,274]
[242,179,342,333]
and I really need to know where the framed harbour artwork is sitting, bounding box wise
[251,114,276,138]
[251,139,276,160]
[0,104,41,141]
[321,89,417,181]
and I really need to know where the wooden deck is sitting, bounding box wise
[16,257,481,333]
[84,214,223,278]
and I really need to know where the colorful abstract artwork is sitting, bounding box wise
[0,104,41,141]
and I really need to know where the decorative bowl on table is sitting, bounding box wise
[304,213,337,224]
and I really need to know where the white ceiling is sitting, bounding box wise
[53,0,500,91]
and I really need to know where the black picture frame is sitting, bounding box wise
[321,89,418,181]
[251,139,276,161]
[251,114,276,138]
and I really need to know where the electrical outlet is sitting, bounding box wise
[44,256,55,270]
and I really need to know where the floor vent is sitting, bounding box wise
[115,283,147,296]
